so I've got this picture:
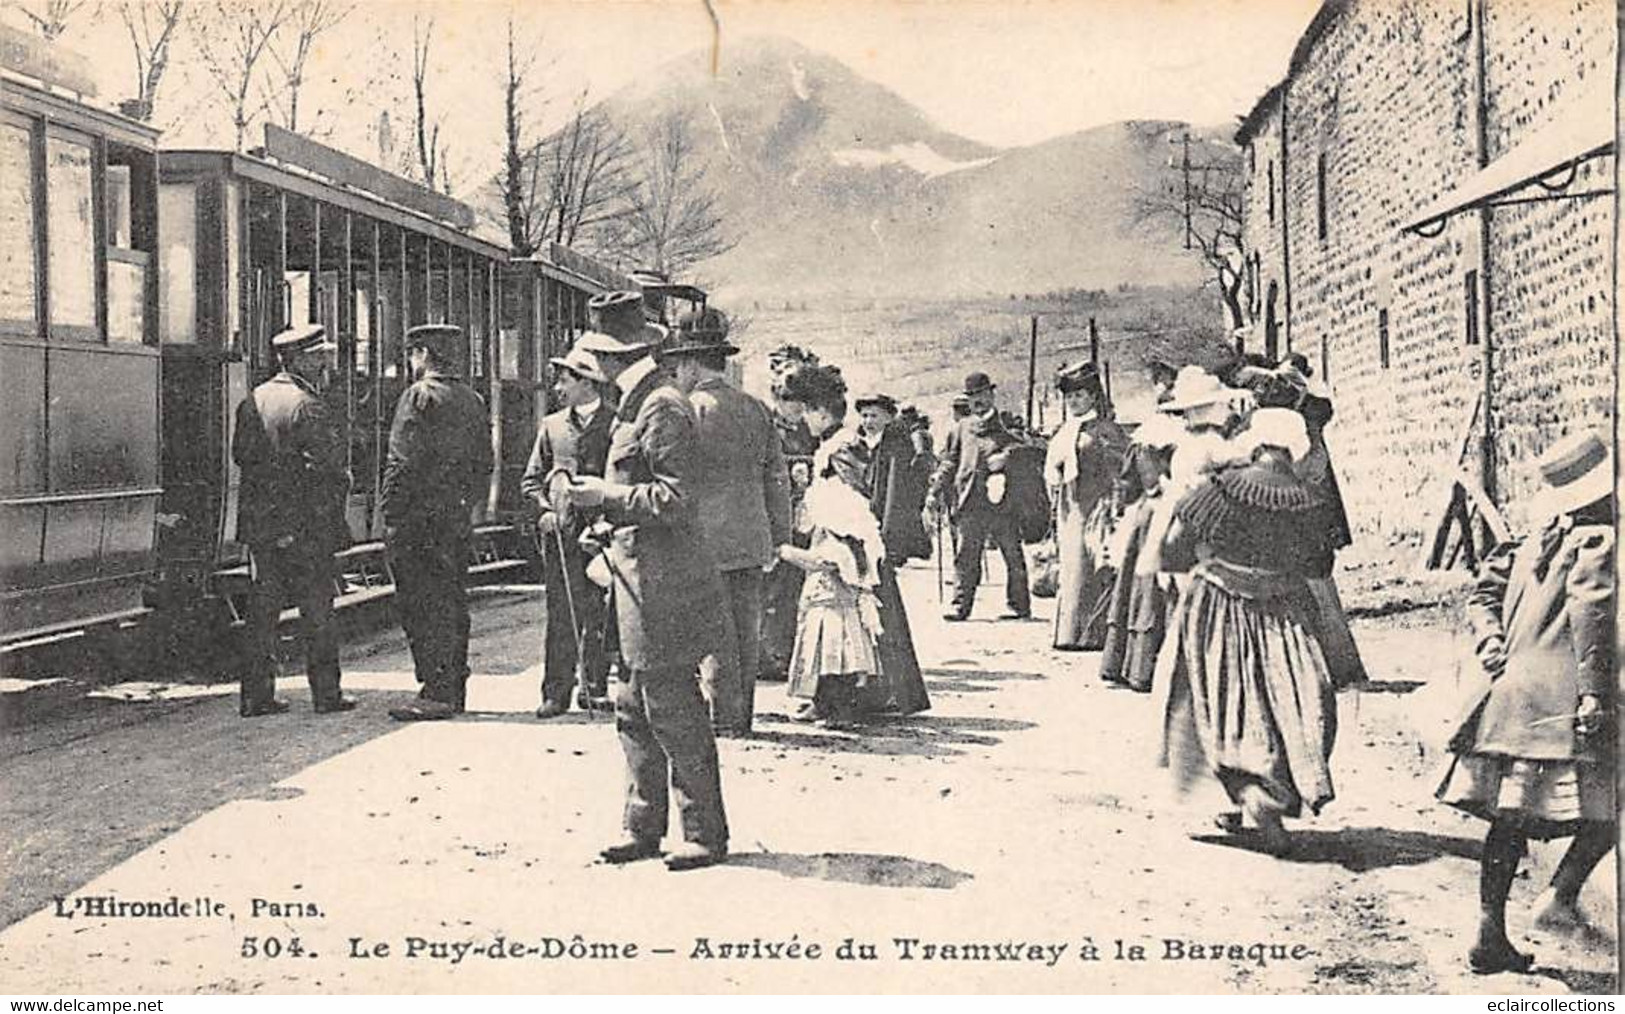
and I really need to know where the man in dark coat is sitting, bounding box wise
[856,393,932,564]
[556,303,729,872]
[665,308,791,736]
[930,372,1030,622]
[381,324,494,722]
[522,342,615,719]
[231,324,353,717]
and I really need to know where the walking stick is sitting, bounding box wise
[551,517,601,721]
[934,512,945,606]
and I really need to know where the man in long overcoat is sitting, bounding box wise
[664,308,791,736]
[522,342,615,718]
[231,324,352,716]
[930,372,1031,621]
[381,324,493,721]
[555,308,730,872]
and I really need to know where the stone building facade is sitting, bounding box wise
[1235,0,1615,546]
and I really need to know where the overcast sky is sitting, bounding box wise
[41,0,1321,174]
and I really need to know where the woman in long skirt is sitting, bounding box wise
[1436,431,1615,975]
[775,366,887,727]
[1099,415,1179,688]
[1044,362,1127,651]
[1156,408,1340,854]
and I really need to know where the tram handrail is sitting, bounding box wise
[2,487,164,506]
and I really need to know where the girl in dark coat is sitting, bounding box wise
[1435,431,1616,975]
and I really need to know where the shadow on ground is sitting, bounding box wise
[746,713,1036,758]
[729,851,972,889]
[1191,826,1480,872]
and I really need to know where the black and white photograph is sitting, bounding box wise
[0,0,1619,996]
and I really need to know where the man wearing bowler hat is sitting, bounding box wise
[232,323,353,716]
[663,307,791,736]
[553,316,730,871]
[522,341,616,718]
[382,324,493,722]
[930,371,1030,622]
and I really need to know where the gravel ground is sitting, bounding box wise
[0,569,1614,994]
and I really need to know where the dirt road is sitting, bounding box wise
[0,570,1614,993]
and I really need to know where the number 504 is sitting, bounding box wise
[241,936,309,958]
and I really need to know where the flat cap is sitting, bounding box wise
[853,392,898,413]
[405,323,463,351]
[271,322,337,356]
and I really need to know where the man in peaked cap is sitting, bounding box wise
[663,307,791,736]
[231,323,353,717]
[522,341,616,719]
[554,325,731,871]
[930,371,1031,622]
[383,324,494,722]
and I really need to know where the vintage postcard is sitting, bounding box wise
[0,0,1619,996]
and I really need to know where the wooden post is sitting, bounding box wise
[1103,361,1114,417]
[1088,316,1099,364]
[1025,315,1038,431]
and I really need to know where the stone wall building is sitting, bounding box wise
[1235,0,1615,547]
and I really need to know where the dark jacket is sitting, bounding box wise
[865,422,932,562]
[520,402,614,534]
[597,363,726,673]
[688,376,792,572]
[379,368,493,532]
[931,410,1027,515]
[1460,520,1615,761]
[232,371,349,552]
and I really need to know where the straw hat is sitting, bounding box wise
[1531,430,1613,518]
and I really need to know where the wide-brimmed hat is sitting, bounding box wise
[660,307,738,358]
[1158,366,1250,414]
[272,322,338,357]
[962,371,995,396]
[404,323,463,359]
[588,289,666,346]
[1531,430,1613,518]
[854,391,898,413]
[548,343,609,384]
[577,327,662,356]
[1055,360,1101,395]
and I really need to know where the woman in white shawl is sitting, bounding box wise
[775,365,887,727]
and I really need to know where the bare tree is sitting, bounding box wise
[409,10,448,191]
[496,13,551,256]
[266,0,353,134]
[610,110,733,277]
[192,0,292,150]
[117,0,185,122]
[1132,135,1248,331]
[540,93,638,249]
[14,0,98,39]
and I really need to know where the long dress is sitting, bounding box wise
[1045,413,1127,650]
[828,428,931,715]
[1156,457,1340,819]
[1295,395,1368,688]
[1099,441,1173,689]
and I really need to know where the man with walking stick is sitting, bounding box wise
[522,341,615,719]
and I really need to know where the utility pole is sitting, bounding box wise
[1025,315,1039,431]
[1168,130,1225,251]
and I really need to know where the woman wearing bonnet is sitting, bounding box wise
[1155,407,1341,854]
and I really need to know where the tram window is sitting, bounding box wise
[499,328,521,379]
[285,272,312,327]
[45,135,96,335]
[105,165,132,247]
[0,122,36,336]
[158,183,197,343]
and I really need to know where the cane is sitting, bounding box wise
[547,469,600,722]
[934,512,945,606]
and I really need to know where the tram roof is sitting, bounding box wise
[160,148,510,262]
[1,74,160,151]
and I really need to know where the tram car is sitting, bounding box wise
[1,33,163,644]
[2,36,708,654]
